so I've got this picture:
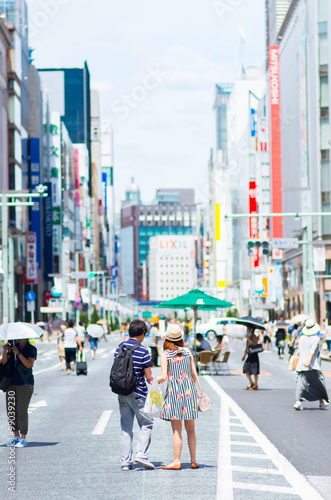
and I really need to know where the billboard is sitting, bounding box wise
[249,181,259,268]
[269,45,283,237]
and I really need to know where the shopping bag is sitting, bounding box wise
[142,380,165,418]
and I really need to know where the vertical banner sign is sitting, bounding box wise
[269,45,283,237]
[250,109,256,137]
[24,232,38,284]
[29,138,42,267]
[102,172,107,211]
[43,182,53,281]
[249,181,259,268]
[74,148,80,208]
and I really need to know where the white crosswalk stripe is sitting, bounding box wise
[206,376,324,500]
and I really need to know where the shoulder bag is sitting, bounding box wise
[248,344,264,355]
[0,355,14,392]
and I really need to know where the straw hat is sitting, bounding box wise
[165,324,183,342]
[302,319,320,336]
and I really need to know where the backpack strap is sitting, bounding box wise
[128,343,141,353]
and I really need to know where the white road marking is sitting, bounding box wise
[30,400,47,408]
[216,382,233,500]
[92,410,113,435]
[231,452,267,459]
[34,363,61,375]
[232,482,296,494]
[232,466,282,475]
[206,376,324,500]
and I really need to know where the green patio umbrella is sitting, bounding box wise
[142,311,152,319]
[155,289,233,352]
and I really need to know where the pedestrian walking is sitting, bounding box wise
[2,339,37,447]
[63,319,83,374]
[113,319,155,471]
[58,324,66,370]
[294,319,329,411]
[75,321,86,349]
[89,334,98,359]
[288,324,300,360]
[147,322,160,367]
[263,322,272,351]
[157,324,199,470]
[242,326,261,390]
[323,319,331,358]
[275,328,286,359]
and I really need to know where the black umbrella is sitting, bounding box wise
[234,316,266,331]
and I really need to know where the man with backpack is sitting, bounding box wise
[110,319,154,471]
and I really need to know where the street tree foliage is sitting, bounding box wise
[91,308,100,324]
[79,312,88,325]
[226,308,239,318]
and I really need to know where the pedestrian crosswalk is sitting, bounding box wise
[205,377,324,500]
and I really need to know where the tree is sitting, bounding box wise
[226,308,239,318]
[91,308,100,324]
[79,312,88,325]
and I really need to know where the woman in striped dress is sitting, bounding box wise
[157,324,199,470]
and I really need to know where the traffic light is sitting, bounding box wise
[262,241,270,255]
[247,240,270,256]
[247,240,254,256]
[88,272,95,278]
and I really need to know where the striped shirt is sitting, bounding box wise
[114,338,151,398]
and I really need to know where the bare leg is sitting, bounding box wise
[184,420,196,463]
[245,374,253,387]
[165,421,182,466]
[253,375,259,388]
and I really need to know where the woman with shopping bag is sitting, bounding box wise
[157,324,199,470]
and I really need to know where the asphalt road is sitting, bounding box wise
[0,335,330,499]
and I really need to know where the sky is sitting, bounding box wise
[27,0,265,205]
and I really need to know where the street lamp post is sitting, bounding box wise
[1,186,48,323]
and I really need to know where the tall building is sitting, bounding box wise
[120,180,198,300]
[38,64,91,193]
[148,235,196,301]
[271,0,330,321]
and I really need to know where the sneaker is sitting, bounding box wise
[6,438,19,447]
[15,439,28,448]
[319,400,330,410]
[293,401,303,411]
[135,458,155,470]
[122,465,133,471]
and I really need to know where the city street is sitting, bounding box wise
[1,335,331,500]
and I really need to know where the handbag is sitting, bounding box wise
[196,378,212,413]
[0,355,14,392]
[248,344,264,355]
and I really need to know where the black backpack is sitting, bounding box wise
[109,343,140,395]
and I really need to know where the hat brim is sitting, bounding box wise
[165,333,183,342]
[302,324,320,336]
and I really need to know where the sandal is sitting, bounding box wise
[246,384,253,390]
[191,463,200,469]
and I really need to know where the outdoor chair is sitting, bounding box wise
[197,351,214,375]
[214,351,230,375]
